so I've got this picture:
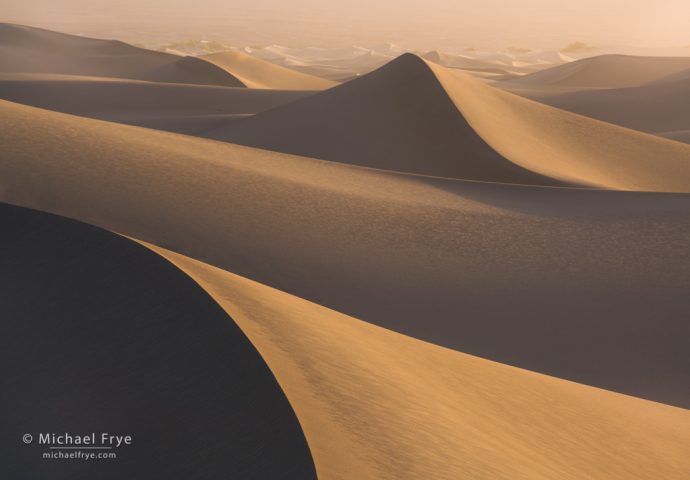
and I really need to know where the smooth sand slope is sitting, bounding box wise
[208,53,690,192]
[0,73,310,134]
[153,246,690,480]
[200,50,336,90]
[2,99,690,408]
[503,54,690,88]
[0,23,244,87]
[0,203,316,480]
[506,77,690,142]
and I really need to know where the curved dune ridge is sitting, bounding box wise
[200,50,336,90]
[0,203,316,480]
[208,53,690,191]
[151,246,690,480]
[0,73,310,135]
[0,23,244,87]
[2,99,690,409]
[503,54,690,88]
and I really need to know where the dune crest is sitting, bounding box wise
[151,245,690,480]
[0,203,316,479]
[200,50,336,90]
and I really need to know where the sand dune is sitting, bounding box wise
[509,77,690,141]
[0,73,310,134]
[200,50,336,90]
[207,53,690,191]
[0,23,244,87]
[660,130,690,143]
[148,247,690,480]
[0,203,315,480]
[2,99,690,408]
[503,54,690,88]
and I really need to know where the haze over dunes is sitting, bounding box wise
[2,22,690,479]
[503,54,690,88]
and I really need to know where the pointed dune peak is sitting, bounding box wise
[207,53,690,192]
[207,53,563,186]
[0,23,244,87]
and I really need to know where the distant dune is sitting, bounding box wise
[208,53,690,192]
[503,54,690,88]
[0,203,315,480]
[0,23,244,87]
[200,50,336,90]
[2,99,690,409]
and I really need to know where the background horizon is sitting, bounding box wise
[3,0,690,52]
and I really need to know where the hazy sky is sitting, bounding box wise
[4,0,690,49]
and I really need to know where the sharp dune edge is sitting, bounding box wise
[0,203,316,479]
[147,245,690,480]
[2,99,690,409]
[200,50,337,90]
[209,53,690,191]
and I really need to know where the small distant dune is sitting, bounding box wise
[503,54,690,88]
[0,203,316,479]
[200,50,336,90]
[0,23,244,87]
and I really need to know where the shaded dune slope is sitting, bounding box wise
[150,247,690,480]
[508,77,690,140]
[0,23,244,87]
[0,203,316,480]
[2,100,690,408]
[503,54,690,88]
[200,50,336,90]
[0,73,310,135]
[208,53,690,191]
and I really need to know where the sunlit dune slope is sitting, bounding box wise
[150,246,690,480]
[2,99,690,407]
[207,53,690,191]
[0,203,316,480]
[0,73,310,134]
[0,23,244,87]
[503,54,690,88]
[200,50,336,90]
